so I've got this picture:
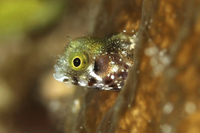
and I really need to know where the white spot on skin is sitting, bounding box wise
[123,30,126,32]
[126,62,132,67]
[109,87,113,90]
[88,65,102,81]
[78,79,88,87]
[104,87,113,90]
[121,69,124,72]
[104,87,109,90]
[185,101,197,114]
[114,80,118,83]
[112,66,119,72]
[90,71,102,81]
[96,83,105,88]
[71,80,77,84]
[130,42,135,50]
[163,102,173,114]
[110,61,115,65]
[122,51,126,55]
[121,43,126,47]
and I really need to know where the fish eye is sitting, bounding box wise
[69,53,88,71]
[73,57,81,67]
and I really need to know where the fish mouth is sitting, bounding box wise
[53,72,88,87]
[53,72,69,83]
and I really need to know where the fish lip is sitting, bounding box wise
[53,72,69,83]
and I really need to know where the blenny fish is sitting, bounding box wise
[53,33,135,90]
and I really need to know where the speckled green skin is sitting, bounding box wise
[54,33,135,90]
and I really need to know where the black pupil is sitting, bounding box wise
[73,58,81,67]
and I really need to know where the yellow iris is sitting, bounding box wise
[69,53,88,71]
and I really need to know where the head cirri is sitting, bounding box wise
[53,33,135,90]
